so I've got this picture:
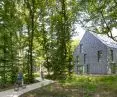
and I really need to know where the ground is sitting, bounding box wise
[0,84,14,92]
[19,75,117,97]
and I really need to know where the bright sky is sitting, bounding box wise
[112,28,117,36]
[72,25,117,40]
[72,24,85,40]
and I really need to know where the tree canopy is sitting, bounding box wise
[78,0,117,41]
[0,0,116,86]
[0,0,79,86]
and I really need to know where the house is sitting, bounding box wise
[74,32,117,74]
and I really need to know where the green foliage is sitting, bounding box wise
[0,0,23,86]
[78,0,117,41]
[71,39,80,52]
[0,0,79,86]
[20,75,117,97]
[59,74,117,97]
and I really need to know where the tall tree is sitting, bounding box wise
[0,0,22,85]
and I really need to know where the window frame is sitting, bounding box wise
[98,50,103,62]
[84,54,87,64]
[80,44,83,53]
[76,56,79,65]
[86,64,90,74]
[110,50,114,61]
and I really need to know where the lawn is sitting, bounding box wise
[20,75,117,97]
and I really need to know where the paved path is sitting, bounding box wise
[0,78,54,97]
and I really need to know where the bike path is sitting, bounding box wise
[0,78,54,97]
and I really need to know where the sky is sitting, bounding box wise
[72,24,85,40]
[72,25,117,41]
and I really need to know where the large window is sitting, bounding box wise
[98,50,102,62]
[80,44,83,53]
[110,50,113,61]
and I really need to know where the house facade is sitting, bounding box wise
[74,32,117,74]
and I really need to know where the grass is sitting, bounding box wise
[19,74,117,97]
[62,74,117,97]
[0,83,14,92]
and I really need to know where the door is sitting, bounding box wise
[77,65,83,74]
[110,63,117,74]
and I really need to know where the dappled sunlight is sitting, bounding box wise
[7,94,18,97]
[19,75,117,97]
[0,79,53,97]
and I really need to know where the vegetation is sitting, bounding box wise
[0,0,78,86]
[78,0,117,41]
[0,0,117,91]
[20,75,117,97]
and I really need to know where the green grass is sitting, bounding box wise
[61,74,117,97]
[20,74,117,97]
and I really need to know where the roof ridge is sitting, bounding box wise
[86,32,117,48]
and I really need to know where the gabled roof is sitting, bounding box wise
[89,32,117,48]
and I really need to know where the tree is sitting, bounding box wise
[78,0,117,41]
[0,0,79,85]
[0,0,22,85]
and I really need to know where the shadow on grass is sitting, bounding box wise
[20,75,117,97]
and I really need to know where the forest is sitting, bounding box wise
[0,0,117,87]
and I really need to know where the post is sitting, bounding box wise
[40,64,44,81]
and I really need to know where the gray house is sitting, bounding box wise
[74,32,117,74]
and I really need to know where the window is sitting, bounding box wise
[76,56,79,65]
[80,44,83,53]
[84,54,87,64]
[98,50,102,62]
[86,64,90,74]
[110,50,113,61]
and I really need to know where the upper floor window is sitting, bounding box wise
[98,50,102,62]
[84,54,87,64]
[80,44,83,53]
[110,50,113,61]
